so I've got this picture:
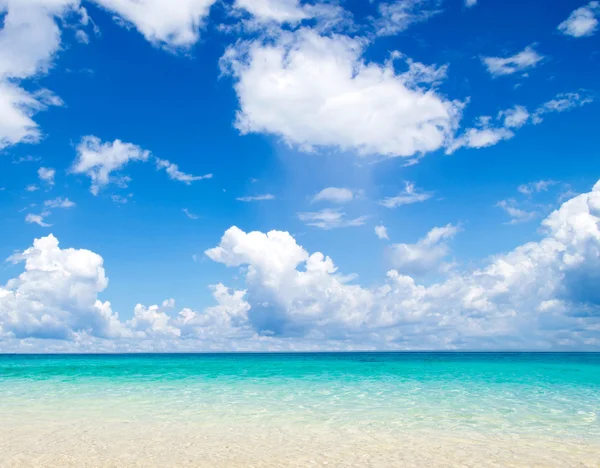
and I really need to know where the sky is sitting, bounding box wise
[0,0,599,352]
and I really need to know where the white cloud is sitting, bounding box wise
[229,0,348,33]
[0,234,125,340]
[0,1,76,80]
[496,199,537,224]
[204,226,369,337]
[236,194,275,202]
[311,187,353,204]
[129,303,181,337]
[558,1,600,37]
[448,106,529,153]
[71,136,150,195]
[374,0,442,36]
[391,224,459,275]
[0,0,76,150]
[92,0,217,48]
[233,0,308,24]
[518,180,557,196]
[221,28,462,159]
[37,167,55,186]
[182,208,199,219]
[482,45,544,77]
[25,198,74,227]
[0,82,51,149]
[3,182,600,350]
[44,197,76,209]
[448,125,514,152]
[171,284,251,341]
[379,182,432,208]
[204,183,600,348]
[33,88,64,108]
[375,225,389,240]
[25,213,51,227]
[532,92,593,123]
[75,29,89,44]
[451,92,592,153]
[498,105,529,128]
[25,184,39,192]
[465,0,477,7]
[156,158,212,184]
[297,208,367,230]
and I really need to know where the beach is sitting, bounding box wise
[1,353,599,467]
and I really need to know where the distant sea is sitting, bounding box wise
[1,352,599,467]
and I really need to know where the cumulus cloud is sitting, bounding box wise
[0,234,124,340]
[156,158,212,184]
[129,303,181,337]
[390,224,459,275]
[92,0,217,48]
[374,0,442,36]
[3,182,600,350]
[311,187,354,204]
[221,28,462,159]
[0,235,250,347]
[175,283,251,338]
[379,182,432,208]
[297,208,367,230]
[205,226,367,336]
[0,0,75,149]
[375,225,389,240]
[558,1,600,37]
[236,194,275,202]
[71,136,150,195]
[37,167,55,186]
[482,45,544,77]
[204,183,600,348]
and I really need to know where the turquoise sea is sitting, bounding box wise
[1,352,599,439]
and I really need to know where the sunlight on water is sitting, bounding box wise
[1,353,599,439]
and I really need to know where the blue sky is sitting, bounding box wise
[0,0,599,351]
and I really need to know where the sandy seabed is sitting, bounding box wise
[1,420,599,468]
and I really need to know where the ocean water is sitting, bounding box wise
[1,352,599,436]
[1,353,600,467]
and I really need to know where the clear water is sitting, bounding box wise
[1,353,599,439]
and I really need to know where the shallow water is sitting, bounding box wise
[1,353,599,466]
